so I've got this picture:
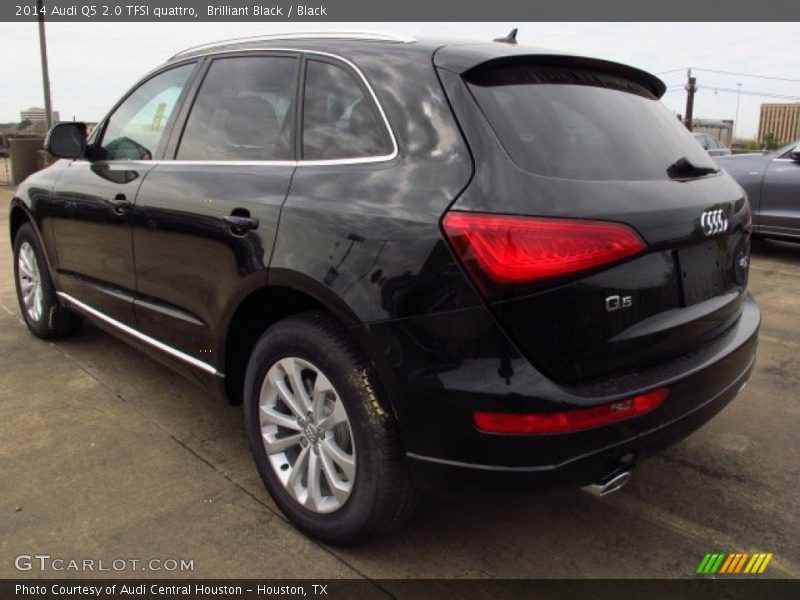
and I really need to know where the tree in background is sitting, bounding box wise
[763,132,780,151]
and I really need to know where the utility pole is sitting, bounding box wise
[37,0,53,131]
[684,69,697,131]
[733,82,742,143]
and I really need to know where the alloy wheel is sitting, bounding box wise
[18,241,43,322]
[259,357,356,514]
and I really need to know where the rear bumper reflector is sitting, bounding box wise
[474,387,669,434]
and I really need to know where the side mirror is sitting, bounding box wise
[790,148,800,162]
[44,122,87,159]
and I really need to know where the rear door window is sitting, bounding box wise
[466,65,717,181]
[301,59,393,161]
[177,56,298,161]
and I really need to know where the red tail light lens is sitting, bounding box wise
[442,212,646,291]
[473,387,668,435]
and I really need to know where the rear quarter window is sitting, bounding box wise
[302,59,393,161]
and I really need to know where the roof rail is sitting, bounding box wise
[170,31,416,60]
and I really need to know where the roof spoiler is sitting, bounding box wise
[438,51,666,98]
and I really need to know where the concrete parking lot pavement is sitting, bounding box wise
[1,186,798,579]
[0,158,11,186]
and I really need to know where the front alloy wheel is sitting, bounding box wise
[17,241,43,322]
[259,357,356,514]
[12,223,82,339]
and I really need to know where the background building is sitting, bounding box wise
[20,107,60,124]
[692,118,734,146]
[758,103,800,144]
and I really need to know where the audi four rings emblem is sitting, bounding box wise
[700,209,728,236]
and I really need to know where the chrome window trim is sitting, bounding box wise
[83,159,391,167]
[88,49,399,167]
[56,292,223,378]
[171,32,416,60]
[85,159,299,168]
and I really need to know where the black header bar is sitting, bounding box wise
[3,579,799,600]
[3,0,800,22]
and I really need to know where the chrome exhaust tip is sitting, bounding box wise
[581,470,632,497]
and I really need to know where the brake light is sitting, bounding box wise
[473,387,668,435]
[442,212,646,293]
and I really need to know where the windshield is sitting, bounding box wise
[466,65,718,181]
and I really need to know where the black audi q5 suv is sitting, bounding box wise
[11,33,759,544]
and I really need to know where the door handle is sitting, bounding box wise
[108,193,132,213]
[223,214,259,234]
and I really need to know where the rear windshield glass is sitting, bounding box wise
[466,65,717,181]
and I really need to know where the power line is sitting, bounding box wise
[693,68,800,84]
[662,83,687,95]
[655,66,800,84]
[697,85,800,102]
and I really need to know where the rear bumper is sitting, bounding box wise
[407,356,753,490]
[366,293,759,487]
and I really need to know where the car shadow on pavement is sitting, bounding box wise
[50,321,658,575]
[43,321,797,578]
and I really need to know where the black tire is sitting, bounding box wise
[243,311,415,545]
[13,222,83,339]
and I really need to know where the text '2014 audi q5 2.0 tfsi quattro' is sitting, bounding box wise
[10,32,759,545]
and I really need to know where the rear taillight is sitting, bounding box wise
[442,212,645,296]
[474,387,668,435]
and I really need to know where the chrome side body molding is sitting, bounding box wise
[56,292,223,377]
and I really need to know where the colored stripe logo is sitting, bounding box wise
[696,552,773,574]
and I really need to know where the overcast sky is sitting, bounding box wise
[1,22,798,138]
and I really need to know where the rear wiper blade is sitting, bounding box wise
[666,156,720,180]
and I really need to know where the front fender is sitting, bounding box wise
[8,197,60,284]
[9,159,72,276]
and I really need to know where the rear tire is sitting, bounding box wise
[243,311,415,545]
[13,223,82,339]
